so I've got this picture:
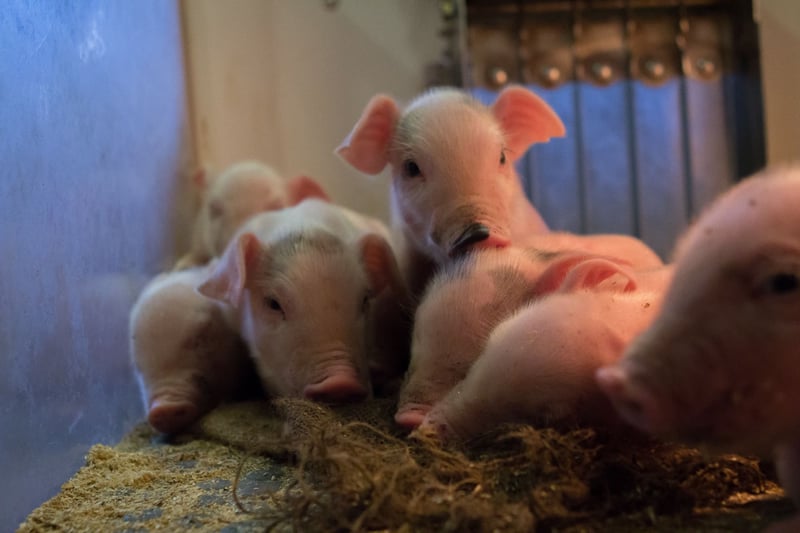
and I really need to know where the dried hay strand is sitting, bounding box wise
[230,398,787,532]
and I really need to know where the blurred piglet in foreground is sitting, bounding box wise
[596,166,800,532]
[130,265,253,434]
[420,260,670,442]
[198,199,407,403]
[178,160,329,268]
[338,86,661,294]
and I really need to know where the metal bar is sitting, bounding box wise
[622,0,642,238]
[572,0,588,234]
[676,0,695,221]
[467,0,731,17]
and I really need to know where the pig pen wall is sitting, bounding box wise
[0,1,444,529]
[0,2,191,529]
[462,0,767,261]
[181,0,442,223]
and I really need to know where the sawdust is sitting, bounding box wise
[18,398,795,532]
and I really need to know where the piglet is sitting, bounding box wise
[595,165,800,532]
[130,265,252,434]
[338,86,662,295]
[179,160,330,268]
[396,247,545,428]
[396,246,650,429]
[337,86,562,293]
[197,198,406,402]
[420,259,671,442]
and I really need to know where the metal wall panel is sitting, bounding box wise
[527,85,584,234]
[464,0,764,260]
[578,81,638,236]
[633,79,689,260]
[0,1,189,528]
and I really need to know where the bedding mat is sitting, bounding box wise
[18,398,795,532]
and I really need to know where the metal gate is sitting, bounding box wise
[431,0,765,259]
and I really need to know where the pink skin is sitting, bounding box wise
[179,161,330,268]
[420,263,671,442]
[594,166,800,530]
[197,199,404,403]
[520,232,664,271]
[337,86,662,295]
[130,265,251,434]
[396,247,547,428]
[337,86,564,295]
[395,246,659,429]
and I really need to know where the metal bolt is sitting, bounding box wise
[591,62,613,83]
[489,66,509,87]
[541,65,562,85]
[695,57,717,77]
[644,58,665,80]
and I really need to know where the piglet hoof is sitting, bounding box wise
[148,397,201,434]
[416,413,452,443]
[303,374,368,404]
[394,404,431,430]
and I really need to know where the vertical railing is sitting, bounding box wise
[429,0,765,260]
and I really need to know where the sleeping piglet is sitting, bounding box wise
[337,85,662,295]
[198,198,406,402]
[130,265,253,434]
[396,247,546,428]
[595,165,800,532]
[396,246,655,429]
[179,160,329,268]
[419,259,671,442]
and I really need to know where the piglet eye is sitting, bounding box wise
[403,159,422,178]
[767,273,799,295]
[264,297,285,318]
[500,150,507,165]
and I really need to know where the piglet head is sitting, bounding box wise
[198,230,400,403]
[597,239,800,455]
[337,86,565,263]
[197,162,290,257]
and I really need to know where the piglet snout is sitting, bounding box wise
[148,396,201,435]
[394,403,432,430]
[303,372,368,403]
[449,223,510,258]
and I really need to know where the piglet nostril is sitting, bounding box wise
[450,222,491,257]
[303,374,368,403]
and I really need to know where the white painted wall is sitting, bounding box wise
[756,0,800,164]
[182,0,442,222]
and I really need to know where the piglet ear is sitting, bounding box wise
[491,86,566,161]
[286,175,331,205]
[196,232,261,306]
[559,258,638,293]
[532,254,637,295]
[336,95,400,175]
[358,233,404,296]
